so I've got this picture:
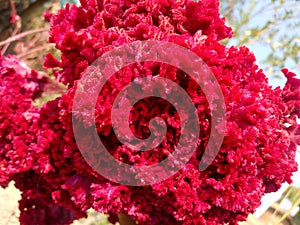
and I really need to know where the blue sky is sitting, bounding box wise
[223,0,300,87]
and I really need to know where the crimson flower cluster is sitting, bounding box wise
[1,0,300,225]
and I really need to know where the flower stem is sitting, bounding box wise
[9,0,17,17]
[118,214,137,225]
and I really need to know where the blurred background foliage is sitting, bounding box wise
[220,0,300,84]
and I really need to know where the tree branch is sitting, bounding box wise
[0,28,48,47]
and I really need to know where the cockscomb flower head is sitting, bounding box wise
[0,0,299,225]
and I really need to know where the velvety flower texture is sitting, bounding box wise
[0,0,299,225]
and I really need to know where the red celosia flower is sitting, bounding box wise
[0,55,42,187]
[0,0,299,225]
